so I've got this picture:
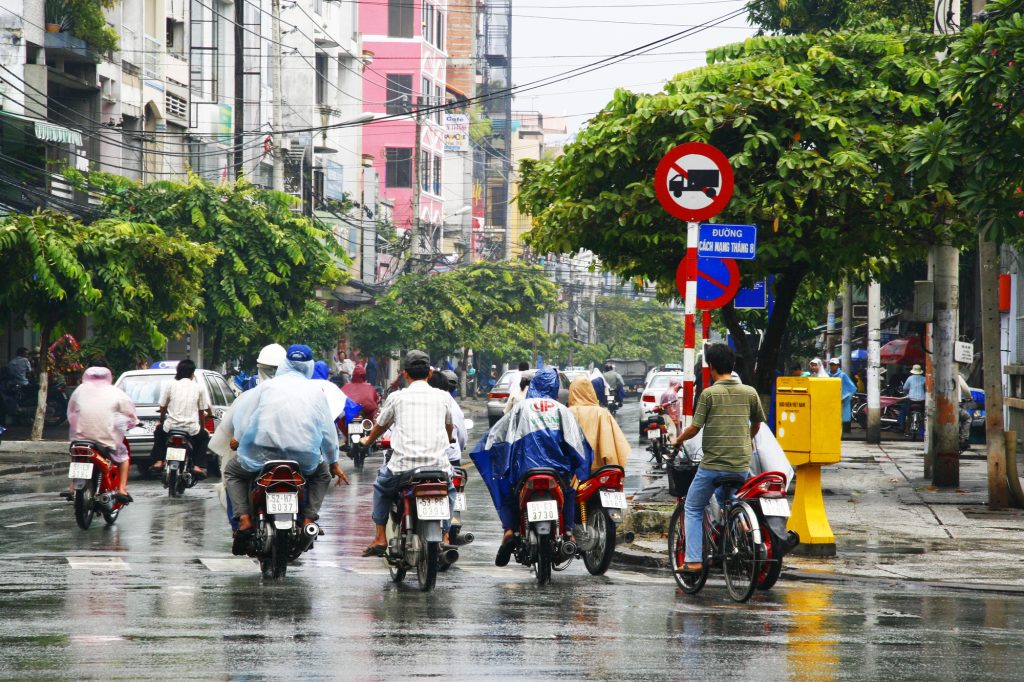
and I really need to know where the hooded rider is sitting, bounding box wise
[341,363,381,420]
[471,367,592,567]
[224,344,348,552]
[567,376,630,471]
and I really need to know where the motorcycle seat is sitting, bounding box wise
[399,467,448,485]
[259,459,302,474]
[166,429,193,438]
[70,440,114,458]
[515,467,568,495]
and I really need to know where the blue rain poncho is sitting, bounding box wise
[231,356,339,474]
[471,367,592,529]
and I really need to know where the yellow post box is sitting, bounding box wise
[775,376,841,557]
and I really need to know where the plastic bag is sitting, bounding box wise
[751,427,795,490]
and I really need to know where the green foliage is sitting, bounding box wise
[347,262,561,362]
[69,170,349,364]
[46,0,120,52]
[518,27,970,392]
[744,0,933,34]
[573,296,684,367]
[222,299,346,366]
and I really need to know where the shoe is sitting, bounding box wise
[495,537,516,567]
[59,491,74,501]
[113,492,133,504]
[231,529,253,556]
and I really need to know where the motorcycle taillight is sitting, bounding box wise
[452,474,463,488]
[169,435,185,447]
[527,477,551,491]
[204,416,215,434]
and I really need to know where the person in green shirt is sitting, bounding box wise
[672,343,766,573]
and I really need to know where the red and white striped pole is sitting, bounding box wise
[681,221,699,428]
[701,310,712,389]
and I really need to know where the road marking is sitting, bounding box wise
[199,557,258,572]
[67,557,129,571]
[5,521,36,528]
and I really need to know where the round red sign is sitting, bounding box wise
[654,142,734,223]
[676,255,741,311]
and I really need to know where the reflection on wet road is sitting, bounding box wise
[1,402,1022,679]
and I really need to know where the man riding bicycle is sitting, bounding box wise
[673,343,765,573]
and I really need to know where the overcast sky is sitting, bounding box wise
[511,0,758,132]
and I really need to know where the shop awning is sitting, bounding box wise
[0,110,83,146]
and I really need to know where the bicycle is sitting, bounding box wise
[665,449,798,603]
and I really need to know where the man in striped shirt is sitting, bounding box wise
[673,343,766,573]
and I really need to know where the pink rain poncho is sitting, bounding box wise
[67,367,138,462]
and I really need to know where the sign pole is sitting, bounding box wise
[682,221,699,428]
[701,310,711,389]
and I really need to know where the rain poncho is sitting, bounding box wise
[231,355,339,474]
[312,361,331,380]
[567,377,630,470]
[590,368,608,407]
[828,367,858,422]
[341,364,380,419]
[809,358,829,378]
[67,367,138,462]
[471,367,592,529]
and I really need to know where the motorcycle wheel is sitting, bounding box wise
[723,506,759,603]
[267,528,289,580]
[582,507,615,576]
[668,505,707,594]
[910,413,922,442]
[535,534,553,586]
[102,506,120,526]
[74,477,96,530]
[387,519,406,583]
[417,536,439,592]
[755,527,782,590]
[167,469,178,498]
[354,449,365,473]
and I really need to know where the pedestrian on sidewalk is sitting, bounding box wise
[827,358,857,433]
[672,343,765,573]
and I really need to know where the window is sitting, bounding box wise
[388,0,413,38]
[423,2,433,43]
[316,53,329,105]
[434,84,443,123]
[432,154,441,195]
[386,74,412,114]
[420,151,431,192]
[436,9,444,49]
[385,148,413,188]
[166,92,187,120]
[166,18,185,58]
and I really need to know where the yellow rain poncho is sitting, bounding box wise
[567,376,631,471]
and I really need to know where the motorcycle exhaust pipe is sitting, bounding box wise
[303,522,320,537]
[618,531,635,544]
[460,532,475,545]
[97,493,114,509]
[440,548,460,565]
[561,540,578,558]
[295,522,320,554]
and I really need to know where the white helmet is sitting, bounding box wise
[256,343,286,367]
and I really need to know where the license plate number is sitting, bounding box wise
[760,497,791,518]
[526,499,559,522]
[166,447,187,462]
[454,492,466,511]
[67,462,94,479]
[267,492,299,515]
[647,428,660,436]
[416,496,450,520]
[349,423,363,435]
[599,490,627,509]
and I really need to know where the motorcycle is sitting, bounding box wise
[163,430,200,497]
[240,459,321,580]
[385,467,457,592]
[67,440,127,530]
[346,417,374,472]
[572,464,633,575]
[905,400,925,441]
[853,394,905,431]
[0,377,69,427]
[643,405,669,469]
[447,465,475,549]
[510,467,576,585]
[606,386,619,416]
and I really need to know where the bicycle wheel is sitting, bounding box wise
[667,505,707,593]
[723,505,759,602]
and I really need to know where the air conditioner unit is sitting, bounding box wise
[852,304,868,319]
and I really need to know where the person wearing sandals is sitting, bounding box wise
[149,359,212,480]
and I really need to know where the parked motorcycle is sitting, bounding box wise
[163,430,200,497]
[510,467,576,585]
[240,459,321,580]
[644,405,669,468]
[385,467,457,591]
[572,464,633,575]
[67,440,127,530]
[853,394,904,431]
[0,378,68,427]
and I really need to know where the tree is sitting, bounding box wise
[745,0,933,34]
[574,296,685,367]
[519,26,972,397]
[222,299,347,366]
[72,171,349,365]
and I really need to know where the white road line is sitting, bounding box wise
[66,557,130,570]
[199,557,258,572]
[4,521,36,528]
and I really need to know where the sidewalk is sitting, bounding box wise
[0,439,69,476]
[617,439,1024,592]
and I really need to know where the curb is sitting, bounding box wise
[0,460,66,477]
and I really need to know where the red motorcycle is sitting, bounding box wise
[510,468,576,585]
[573,464,633,575]
[243,460,320,580]
[644,405,669,468]
[447,466,475,548]
[67,440,128,530]
[385,467,458,591]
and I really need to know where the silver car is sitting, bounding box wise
[115,368,235,474]
[486,369,574,426]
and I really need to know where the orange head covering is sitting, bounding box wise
[567,376,630,470]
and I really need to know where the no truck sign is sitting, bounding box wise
[654,142,734,223]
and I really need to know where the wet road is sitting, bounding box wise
[2,402,1023,680]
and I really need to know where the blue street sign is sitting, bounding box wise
[734,279,767,309]
[698,223,758,260]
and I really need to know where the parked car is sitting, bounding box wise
[115,367,235,475]
[639,370,685,442]
[486,369,573,426]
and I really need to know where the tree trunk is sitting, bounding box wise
[211,327,224,368]
[30,321,53,441]
[720,302,754,379]
[754,263,810,397]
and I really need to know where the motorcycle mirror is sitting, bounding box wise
[464,418,475,431]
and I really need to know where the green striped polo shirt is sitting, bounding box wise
[692,377,766,473]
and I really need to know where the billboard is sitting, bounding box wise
[444,114,470,152]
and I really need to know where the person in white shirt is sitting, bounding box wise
[150,359,212,478]
[360,350,454,557]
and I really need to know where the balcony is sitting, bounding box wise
[44,32,100,63]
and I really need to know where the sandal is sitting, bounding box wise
[113,492,133,505]
[361,544,387,557]
[232,527,254,556]
[495,537,517,567]
[674,562,703,574]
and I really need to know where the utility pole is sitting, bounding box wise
[270,0,284,191]
[841,281,852,375]
[866,280,881,444]
[409,109,422,272]
[825,297,836,360]
[979,224,1010,507]
[232,0,245,180]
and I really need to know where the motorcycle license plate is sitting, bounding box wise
[526,499,559,522]
[760,497,791,518]
[266,492,299,515]
[166,447,187,462]
[599,490,627,509]
[647,428,660,437]
[454,492,467,511]
[416,496,450,520]
[349,423,363,435]
[67,462,94,479]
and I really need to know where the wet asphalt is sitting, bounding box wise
[1,403,1023,680]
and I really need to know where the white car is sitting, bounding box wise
[639,371,685,441]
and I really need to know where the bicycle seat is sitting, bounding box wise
[715,474,748,490]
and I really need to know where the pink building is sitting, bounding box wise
[360,0,448,240]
